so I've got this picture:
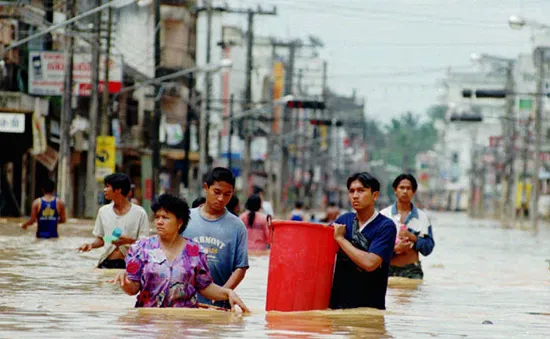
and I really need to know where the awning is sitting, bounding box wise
[161,148,199,162]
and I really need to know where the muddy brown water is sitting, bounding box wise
[0,212,549,338]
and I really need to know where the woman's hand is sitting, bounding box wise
[200,284,251,313]
[226,289,251,313]
[111,271,140,296]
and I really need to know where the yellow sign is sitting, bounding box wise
[515,181,532,209]
[95,136,116,181]
[272,61,285,134]
[320,125,328,151]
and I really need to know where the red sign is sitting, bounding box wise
[77,81,122,96]
[144,178,153,200]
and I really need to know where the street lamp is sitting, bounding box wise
[115,59,232,95]
[470,53,514,64]
[508,15,549,30]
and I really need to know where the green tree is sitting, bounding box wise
[368,106,445,172]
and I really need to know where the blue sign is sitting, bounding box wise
[220,152,242,160]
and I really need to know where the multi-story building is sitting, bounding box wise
[113,0,197,212]
[440,68,508,213]
[0,1,53,217]
[0,0,198,217]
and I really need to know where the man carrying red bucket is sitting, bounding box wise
[330,172,396,310]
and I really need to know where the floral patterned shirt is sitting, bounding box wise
[125,236,213,308]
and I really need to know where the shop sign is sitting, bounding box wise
[0,113,25,133]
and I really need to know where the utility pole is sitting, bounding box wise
[228,94,234,170]
[265,44,276,206]
[152,0,162,198]
[182,73,194,190]
[295,69,305,202]
[241,9,254,197]
[321,61,329,204]
[44,0,54,49]
[198,0,213,193]
[240,8,277,197]
[531,47,546,228]
[275,41,297,215]
[57,0,75,215]
[100,7,113,136]
[194,4,276,196]
[500,62,516,220]
[468,129,477,218]
[477,153,487,218]
[84,0,101,218]
[518,114,533,220]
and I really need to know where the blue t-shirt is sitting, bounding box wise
[330,212,396,310]
[182,207,249,308]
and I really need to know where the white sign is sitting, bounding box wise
[0,113,25,133]
[28,51,123,96]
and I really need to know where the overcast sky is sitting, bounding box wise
[211,0,550,122]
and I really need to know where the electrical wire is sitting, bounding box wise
[325,65,471,79]
[248,0,508,28]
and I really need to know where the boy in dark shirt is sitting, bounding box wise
[20,179,66,238]
[330,172,396,310]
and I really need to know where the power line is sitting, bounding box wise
[254,0,507,28]
[315,40,530,47]
[325,65,472,79]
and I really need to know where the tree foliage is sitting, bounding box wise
[365,105,445,172]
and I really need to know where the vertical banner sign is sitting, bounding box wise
[95,136,116,181]
[272,61,285,134]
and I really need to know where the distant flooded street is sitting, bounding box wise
[0,212,549,338]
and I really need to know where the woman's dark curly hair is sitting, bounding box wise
[151,194,190,234]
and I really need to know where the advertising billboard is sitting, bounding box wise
[28,51,123,96]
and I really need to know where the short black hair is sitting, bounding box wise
[42,178,56,194]
[104,173,132,196]
[346,172,381,192]
[226,195,240,215]
[203,167,235,188]
[151,194,190,234]
[253,186,264,195]
[295,201,304,209]
[191,197,206,208]
[392,173,418,192]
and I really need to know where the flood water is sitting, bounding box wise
[0,212,549,338]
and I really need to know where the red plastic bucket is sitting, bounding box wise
[266,220,339,312]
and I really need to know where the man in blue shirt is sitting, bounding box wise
[380,174,435,279]
[330,172,396,310]
[183,167,249,309]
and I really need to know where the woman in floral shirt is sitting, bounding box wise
[112,194,249,312]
